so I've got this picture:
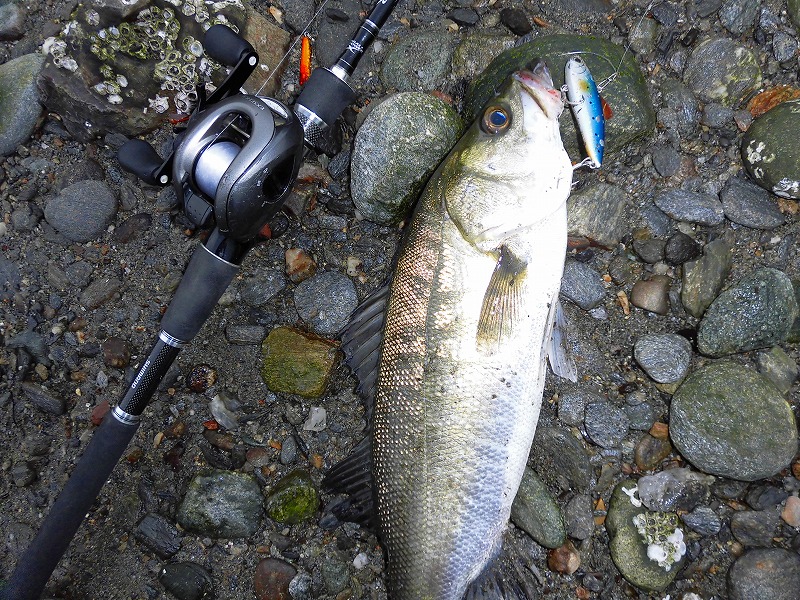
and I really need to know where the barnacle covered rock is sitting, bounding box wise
[37,0,288,141]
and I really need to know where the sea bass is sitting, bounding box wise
[332,59,573,599]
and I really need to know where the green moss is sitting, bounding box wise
[265,470,320,524]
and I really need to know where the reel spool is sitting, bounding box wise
[172,95,304,243]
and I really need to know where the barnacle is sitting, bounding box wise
[632,512,686,572]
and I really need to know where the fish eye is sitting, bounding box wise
[481,106,511,134]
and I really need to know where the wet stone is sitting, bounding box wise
[632,238,666,264]
[113,213,152,243]
[254,557,296,600]
[636,468,714,512]
[65,261,94,288]
[448,8,479,26]
[684,38,761,106]
[728,548,800,600]
[584,401,630,449]
[564,493,594,540]
[756,346,797,395]
[746,485,789,511]
[681,506,722,536]
[661,79,700,136]
[701,103,735,128]
[719,0,760,35]
[630,275,671,315]
[567,183,628,248]
[265,470,320,525]
[0,3,25,41]
[0,53,45,157]
[651,144,681,177]
[240,269,285,307]
[101,336,131,368]
[634,333,692,385]
[634,434,674,472]
[12,461,36,487]
[20,381,65,415]
[500,7,532,35]
[654,189,724,225]
[261,327,339,398]
[720,177,785,229]
[560,260,606,311]
[176,470,263,539]
[158,562,213,600]
[225,325,266,345]
[531,427,592,493]
[380,30,455,93]
[730,509,781,547]
[558,387,603,427]
[625,401,658,431]
[670,361,798,481]
[664,232,701,265]
[742,98,800,199]
[772,31,798,63]
[79,277,123,310]
[510,466,566,549]
[681,236,733,318]
[294,271,358,337]
[134,513,183,559]
[697,268,798,357]
[44,181,118,243]
[7,330,50,366]
[279,435,297,465]
[320,551,350,594]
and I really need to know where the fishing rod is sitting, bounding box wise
[0,1,400,598]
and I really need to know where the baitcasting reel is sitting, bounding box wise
[118,24,305,244]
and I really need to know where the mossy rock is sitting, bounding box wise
[261,327,339,398]
[265,469,320,524]
[742,99,800,199]
[464,34,655,164]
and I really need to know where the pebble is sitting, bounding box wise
[670,361,798,481]
[651,145,681,177]
[293,271,358,336]
[567,183,628,247]
[661,79,700,136]
[225,325,267,345]
[680,236,733,318]
[500,7,532,35]
[746,485,789,510]
[634,333,692,385]
[265,470,320,525]
[158,562,213,600]
[560,260,606,311]
[240,269,286,306]
[302,406,327,432]
[547,540,580,575]
[730,509,781,547]
[636,468,714,512]
[719,0,760,35]
[681,506,722,536]
[176,470,263,538]
[279,435,297,465]
[185,364,217,393]
[320,552,350,594]
[209,394,239,430]
[697,268,798,356]
[728,548,800,600]
[782,495,800,527]
[113,213,152,243]
[0,53,45,157]
[351,92,462,225]
[380,30,455,93]
[684,38,761,106]
[633,238,665,264]
[772,31,798,63]
[0,3,25,41]
[284,249,316,284]
[261,327,338,398]
[531,427,592,493]
[664,232,701,265]
[20,381,65,415]
[634,433,673,471]
[288,572,312,600]
[701,103,735,128]
[101,336,130,368]
[720,177,785,229]
[654,189,724,225]
[510,466,566,549]
[558,387,603,427]
[12,462,36,487]
[133,513,183,559]
[253,557,297,600]
[448,8,479,27]
[7,330,51,366]
[564,494,594,540]
[44,181,118,243]
[756,346,798,395]
[584,401,630,449]
[630,275,671,315]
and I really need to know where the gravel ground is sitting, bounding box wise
[1,1,799,599]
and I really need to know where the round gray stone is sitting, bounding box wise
[293,271,358,337]
[670,362,798,481]
[697,268,799,357]
[654,189,724,225]
[728,548,800,600]
[742,98,800,199]
[350,92,462,225]
[684,38,761,106]
[0,53,45,157]
[567,183,628,247]
[720,177,785,229]
[177,470,263,538]
[510,466,566,549]
[45,181,118,243]
[560,260,607,310]
[584,401,630,448]
[634,333,692,384]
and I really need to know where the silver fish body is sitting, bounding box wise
[367,62,573,599]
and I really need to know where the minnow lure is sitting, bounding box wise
[564,56,605,169]
[299,35,312,85]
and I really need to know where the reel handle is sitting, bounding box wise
[117,139,170,186]
[204,23,256,67]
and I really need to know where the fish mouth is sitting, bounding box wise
[513,59,564,119]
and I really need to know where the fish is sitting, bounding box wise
[564,56,605,169]
[328,59,574,599]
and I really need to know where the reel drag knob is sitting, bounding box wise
[195,140,240,199]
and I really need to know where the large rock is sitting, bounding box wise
[742,98,800,199]
[380,28,456,92]
[670,362,798,481]
[350,92,463,225]
[697,268,798,356]
[0,53,45,157]
[684,38,761,106]
[465,34,655,165]
[177,470,263,538]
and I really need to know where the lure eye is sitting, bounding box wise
[481,106,511,134]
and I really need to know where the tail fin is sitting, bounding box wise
[465,528,545,600]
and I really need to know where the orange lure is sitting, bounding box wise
[299,35,312,85]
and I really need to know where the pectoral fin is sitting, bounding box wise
[477,246,526,354]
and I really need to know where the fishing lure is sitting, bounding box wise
[564,56,606,169]
[299,35,312,85]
